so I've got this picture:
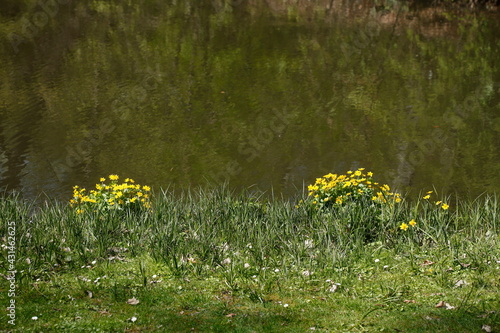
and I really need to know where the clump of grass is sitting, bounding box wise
[1,181,499,332]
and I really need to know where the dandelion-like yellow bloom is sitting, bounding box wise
[143,185,151,191]
[409,219,417,227]
[400,223,409,231]
[435,201,442,205]
[423,195,430,200]
[100,177,106,182]
[442,203,449,210]
[109,174,119,181]
[367,172,373,177]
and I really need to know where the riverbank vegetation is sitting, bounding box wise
[1,172,498,331]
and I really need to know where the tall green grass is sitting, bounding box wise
[1,188,499,283]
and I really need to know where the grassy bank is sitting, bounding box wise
[1,188,499,332]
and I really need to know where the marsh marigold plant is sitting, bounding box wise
[70,175,152,213]
[306,168,401,209]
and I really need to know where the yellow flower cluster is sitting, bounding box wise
[422,191,450,210]
[307,168,401,209]
[70,175,152,213]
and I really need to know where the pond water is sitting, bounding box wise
[1,1,500,201]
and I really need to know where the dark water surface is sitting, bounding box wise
[1,1,500,201]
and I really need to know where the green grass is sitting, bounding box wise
[1,188,499,332]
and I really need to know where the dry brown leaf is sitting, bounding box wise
[421,260,435,266]
[126,297,140,305]
[98,310,111,315]
[435,301,446,308]
[435,301,455,309]
[403,300,416,304]
[225,313,237,318]
[482,325,492,332]
[429,293,445,296]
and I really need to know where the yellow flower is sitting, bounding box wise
[435,201,442,205]
[367,172,373,177]
[143,185,151,191]
[409,219,417,227]
[100,177,106,182]
[109,174,119,181]
[442,203,449,210]
[400,223,409,231]
[423,195,430,200]
[354,170,362,176]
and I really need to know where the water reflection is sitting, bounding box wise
[0,1,499,201]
